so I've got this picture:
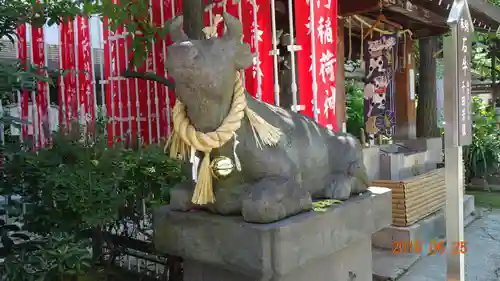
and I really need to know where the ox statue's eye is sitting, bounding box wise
[188,47,199,60]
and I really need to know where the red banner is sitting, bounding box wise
[295,0,338,131]
[295,0,313,118]
[31,24,49,146]
[108,25,120,144]
[115,25,129,144]
[61,19,78,125]
[77,16,95,126]
[17,25,30,141]
[315,0,337,131]
[242,0,274,104]
[58,22,67,129]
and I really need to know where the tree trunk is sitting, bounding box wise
[416,36,440,138]
[183,0,205,39]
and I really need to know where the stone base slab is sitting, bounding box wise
[153,187,392,281]
[184,236,372,281]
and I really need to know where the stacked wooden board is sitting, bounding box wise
[371,168,445,227]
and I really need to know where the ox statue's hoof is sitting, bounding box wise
[169,182,194,212]
[242,177,312,223]
[324,174,355,200]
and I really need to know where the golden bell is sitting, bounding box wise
[210,156,235,179]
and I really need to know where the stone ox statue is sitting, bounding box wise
[165,13,369,224]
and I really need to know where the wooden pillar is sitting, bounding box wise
[394,36,417,139]
[336,18,346,131]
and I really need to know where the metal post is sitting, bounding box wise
[95,1,107,120]
[444,1,473,280]
[287,0,300,112]
[160,0,172,136]
[88,16,99,119]
[269,0,280,106]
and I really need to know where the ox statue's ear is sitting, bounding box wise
[235,43,254,70]
[222,12,242,42]
[169,15,189,42]
[222,12,254,69]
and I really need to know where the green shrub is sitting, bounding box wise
[345,80,364,139]
[0,234,93,281]
[463,97,500,181]
[1,124,186,235]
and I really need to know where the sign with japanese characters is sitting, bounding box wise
[455,6,473,146]
[295,0,338,131]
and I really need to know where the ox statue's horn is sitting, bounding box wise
[169,15,189,42]
[223,12,243,41]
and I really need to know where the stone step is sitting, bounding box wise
[371,195,477,281]
[372,248,421,281]
[372,195,476,250]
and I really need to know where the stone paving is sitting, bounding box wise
[398,208,500,281]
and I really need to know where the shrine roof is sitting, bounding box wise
[339,0,500,37]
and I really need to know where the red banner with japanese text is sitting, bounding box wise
[77,16,95,126]
[295,0,338,131]
[17,25,30,141]
[31,24,49,146]
[315,0,337,131]
[242,0,274,104]
[60,19,78,126]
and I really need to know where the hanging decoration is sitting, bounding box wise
[363,34,398,142]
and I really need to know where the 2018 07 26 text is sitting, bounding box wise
[392,240,468,255]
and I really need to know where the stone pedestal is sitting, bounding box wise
[153,187,392,281]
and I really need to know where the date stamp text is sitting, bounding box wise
[392,240,468,255]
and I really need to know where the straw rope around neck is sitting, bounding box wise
[165,16,282,205]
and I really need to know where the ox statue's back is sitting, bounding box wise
[165,13,369,224]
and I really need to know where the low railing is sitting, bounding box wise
[0,194,183,281]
